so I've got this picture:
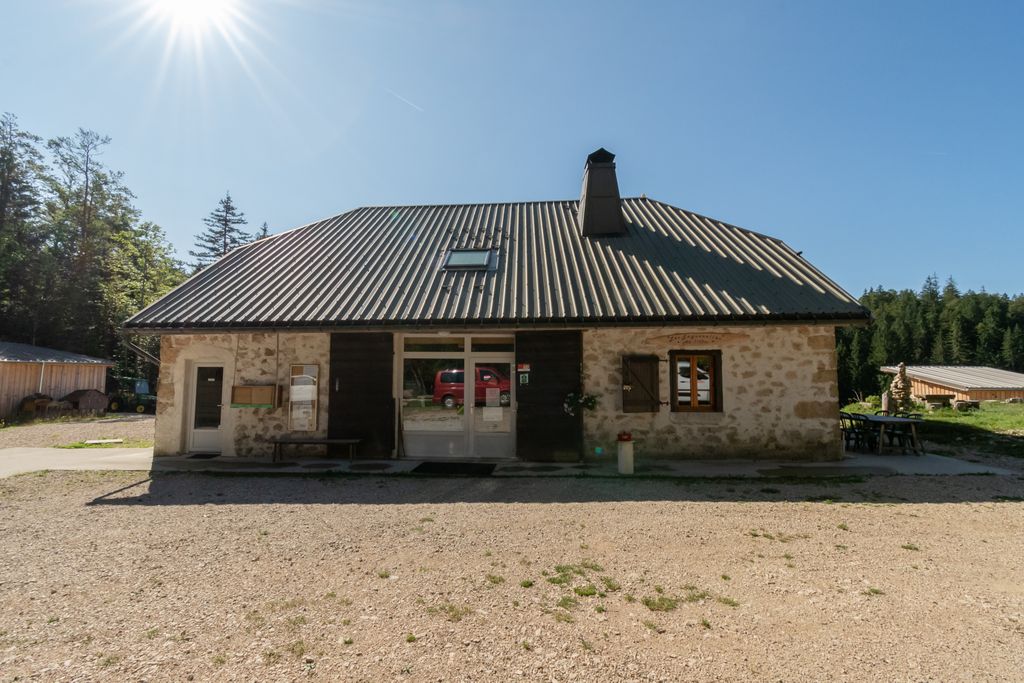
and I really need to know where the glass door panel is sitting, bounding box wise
[401,358,466,457]
[470,360,514,459]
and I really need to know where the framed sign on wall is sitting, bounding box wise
[289,364,319,431]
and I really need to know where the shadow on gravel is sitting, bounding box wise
[87,470,1024,507]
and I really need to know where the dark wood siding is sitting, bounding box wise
[622,355,660,412]
[329,333,394,457]
[515,331,582,462]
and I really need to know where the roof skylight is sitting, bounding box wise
[443,249,493,270]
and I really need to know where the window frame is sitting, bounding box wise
[669,350,723,413]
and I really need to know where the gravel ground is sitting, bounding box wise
[1,471,1022,681]
[0,415,154,448]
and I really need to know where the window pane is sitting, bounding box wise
[404,336,465,352]
[445,250,491,268]
[676,357,692,406]
[470,336,515,352]
[402,358,466,432]
[696,356,713,405]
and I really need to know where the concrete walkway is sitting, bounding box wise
[0,447,154,478]
[0,447,1012,479]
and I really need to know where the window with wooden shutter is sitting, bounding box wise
[622,355,661,413]
[669,350,723,412]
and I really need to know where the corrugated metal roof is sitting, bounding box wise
[125,197,869,331]
[881,365,1024,391]
[0,341,113,365]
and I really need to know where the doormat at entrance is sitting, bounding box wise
[187,453,220,459]
[411,462,496,476]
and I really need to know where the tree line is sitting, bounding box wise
[837,276,1024,401]
[0,112,265,384]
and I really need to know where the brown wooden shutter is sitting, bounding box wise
[515,331,583,462]
[622,355,660,413]
[329,333,394,457]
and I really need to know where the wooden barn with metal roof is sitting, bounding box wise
[126,149,869,462]
[881,365,1024,402]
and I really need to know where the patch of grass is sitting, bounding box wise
[901,543,920,551]
[700,618,712,629]
[486,574,505,585]
[286,615,307,627]
[47,616,59,624]
[521,640,532,650]
[642,620,663,633]
[921,403,1024,458]
[580,637,594,652]
[624,593,636,603]
[716,596,740,607]
[429,603,471,622]
[324,591,336,599]
[553,611,574,623]
[837,523,849,531]
[520,579,534,588]
[377,569,391,579]
[546,574,571,585]
[342,638,353,645]
[654,584,664,594]
[262,650,281,665]
[862,587,885,596]
[834,544,848,550]
[60,438,154,449]
[143,627,159,639]
[574,584,598,597]
[642,595,679,612]
[212,654,227,666]
[683,589,710,603]
[599,576,621,592]
[595,604,606,613]
[720,574,730,581]
[419,516,435,523]
[405,633,417,643]
[286,640,306,658]
[557,595,578,610]
[98,654,120,668]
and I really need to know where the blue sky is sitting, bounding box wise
[3,0,1022,295]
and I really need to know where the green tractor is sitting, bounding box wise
[107,377,157,414]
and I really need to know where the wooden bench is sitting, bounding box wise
[271,437,361,462]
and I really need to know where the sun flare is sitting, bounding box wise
[149,0,241,34]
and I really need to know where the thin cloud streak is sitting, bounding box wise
[384,87,424,112]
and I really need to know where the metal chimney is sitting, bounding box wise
[578,148,626,236]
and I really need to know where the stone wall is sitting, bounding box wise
[155,333,330,457]
[580,325,841,461]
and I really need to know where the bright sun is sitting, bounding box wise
[149,0,240,33]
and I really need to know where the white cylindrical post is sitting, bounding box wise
[617,439,634,475]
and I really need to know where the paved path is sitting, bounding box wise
[0,447,153,478]
[0,447,1012,479]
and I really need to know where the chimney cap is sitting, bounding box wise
[586,148,616,165]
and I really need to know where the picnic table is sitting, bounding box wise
[858,414,924,455]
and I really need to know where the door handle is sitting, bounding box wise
[334,378,339,392]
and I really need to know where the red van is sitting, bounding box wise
[433,366,511,408]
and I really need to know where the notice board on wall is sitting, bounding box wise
[289,364,318,431]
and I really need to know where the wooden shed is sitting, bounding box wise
[0,342,113,419]
[881,365,1024,402]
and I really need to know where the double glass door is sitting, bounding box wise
[400,336,515,459]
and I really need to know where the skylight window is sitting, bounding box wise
[444,249,493,270]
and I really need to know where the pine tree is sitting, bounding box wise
[256,221,270,239]
[1003,326,1024,372]
[189,191,250,269]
